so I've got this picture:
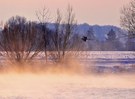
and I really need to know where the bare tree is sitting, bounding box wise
[50,5,77,62]
[36,7,50,62]
[62,5,77,58]
[120,0,135,38]
[120,0,135,51]
[51,9,62,62]
[0,16,44,64]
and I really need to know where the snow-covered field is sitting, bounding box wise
[75,51,135,73]
[0,74,135,99]
[0,51,135,99]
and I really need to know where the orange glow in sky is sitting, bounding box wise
[0,0,131,26]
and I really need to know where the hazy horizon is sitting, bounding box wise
[0,0,131,26]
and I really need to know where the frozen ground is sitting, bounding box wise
[0,51,135,99]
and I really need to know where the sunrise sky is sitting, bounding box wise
[0,0,131,26]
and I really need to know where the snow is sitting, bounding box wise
[0,74,135,99]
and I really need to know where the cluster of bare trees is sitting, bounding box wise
[0,16,45,64]
[0,5,80,65]
[51,5,77,62]
[35,5,78,63]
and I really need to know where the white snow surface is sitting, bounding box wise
[0,74,135,99]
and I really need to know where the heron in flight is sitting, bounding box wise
[81,36,91,42]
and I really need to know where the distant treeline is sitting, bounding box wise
[0,16,135,52]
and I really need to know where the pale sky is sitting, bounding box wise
[0,0,131,26]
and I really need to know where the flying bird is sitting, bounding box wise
[81,36,91,42]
